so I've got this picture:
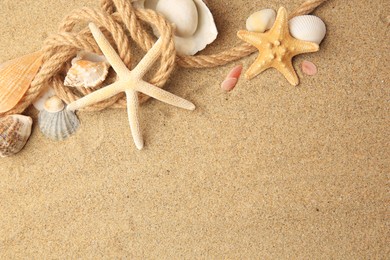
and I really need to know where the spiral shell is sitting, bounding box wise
[0,51,43,113]
[0,115,33,157]
[38,96,80,141]
[288,15,326,44]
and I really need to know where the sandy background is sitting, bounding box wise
[0,0,389,258]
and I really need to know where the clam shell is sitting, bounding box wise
[0,51,43,113]
[288,15,326,44]
[134,0,218,55]
[38,97,80,141]
[64,51,109,88]
[0,115,33,157]
[246,9,276,33]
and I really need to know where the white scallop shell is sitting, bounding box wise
[134,0,218,55]
[0,115,32,157]
[64,51,110,88]
[288,15,326,44]
[38,97,80,141]
[246,9,276,33]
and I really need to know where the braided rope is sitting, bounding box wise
[1,0,329,116]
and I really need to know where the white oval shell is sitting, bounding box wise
[38,109,80,141]
[134,0,218,55]
[246,9,276,33]
[289,15,326,44]
[0,115,32,157]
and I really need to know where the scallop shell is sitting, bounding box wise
[64,51,110,88]
[288,15,326,44]
[246,9,276,33]
[0,51,43,113]
[38,96,80,141]
[0,115,33,157]
[134,0,218,55]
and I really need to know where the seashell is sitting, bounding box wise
[64,51,110,88]
[33,87,56,111]
[221,64,243,92]
[289,15,326,44]
[301,60,318,76]
[133,0,218,55]
[0,51,43,113]
[246,9,276,33]
[0,115,33,157]
[38,96,80,141]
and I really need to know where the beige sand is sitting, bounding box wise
[0,0,389,258]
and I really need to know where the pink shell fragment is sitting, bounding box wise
[301,60,318,76]
[221,64,243,92]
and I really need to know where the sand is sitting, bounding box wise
[0,0,389,258]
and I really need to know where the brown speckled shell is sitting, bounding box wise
[0,115,33,157]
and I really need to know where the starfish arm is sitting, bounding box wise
[275,60,299,86]
[291,39,319,54]
[67,81,124,111]
[237,30,264,47]
[136,81,195,111]
[244,56,271,80]
[89,23,130,78]
[270,7,288,36]
[131,38,163,79]
[125,90,143,150]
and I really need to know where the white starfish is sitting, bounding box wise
[67,23,195,150]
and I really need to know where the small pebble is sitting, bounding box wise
[301,60,318,76]
[221,64,243,92]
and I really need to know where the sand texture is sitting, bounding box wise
[0,0,389,258]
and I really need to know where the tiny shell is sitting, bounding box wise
[301,60,317,76]
[38,96,80,141]
[0,115,33,157]
[246,9,276,33]
[44,96,65,113]
[33,87,56,111]
[64,51,110,88]
[0,51,43,113]
[221,64,243,92]
[289,15,326,44]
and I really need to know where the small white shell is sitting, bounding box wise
[289,15,326,44]
[134,0,218,55]
[64,51,110,88]
[33,87,55,111]
[0,115,33,157]
[246,9,276,33]
[44,96,65,113]
[38,96,80,141]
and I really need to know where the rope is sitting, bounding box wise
[1,0,329,116]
